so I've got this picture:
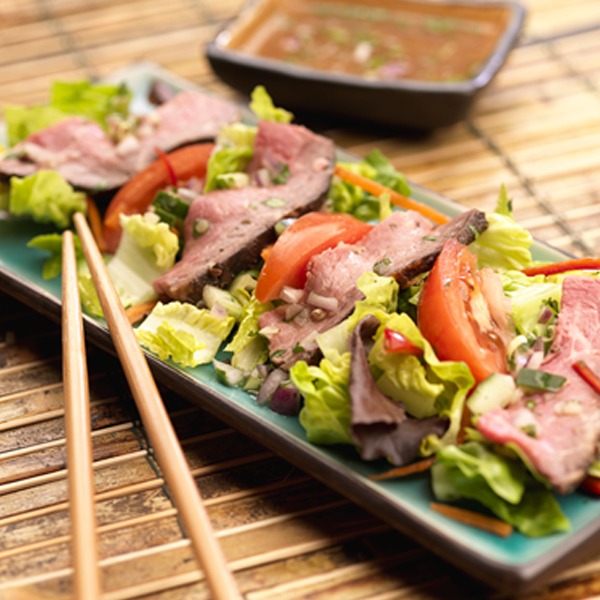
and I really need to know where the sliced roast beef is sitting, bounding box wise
[477,276,600,493]
[0,90,240,191]
[152,120,336,302]
[259,208,488,370]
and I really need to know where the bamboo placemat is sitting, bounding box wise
[2,0,600,598]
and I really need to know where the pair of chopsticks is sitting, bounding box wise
[62,213,241,599]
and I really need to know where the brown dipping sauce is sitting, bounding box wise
[227,0,512,83]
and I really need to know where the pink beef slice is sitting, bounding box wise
[0,90,240,191]
[477,276,600,493]
[152,120,336,303]
[259,208,488,370]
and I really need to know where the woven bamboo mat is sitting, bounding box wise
[2,1,600,598]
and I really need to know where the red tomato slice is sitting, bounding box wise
[103,143,214,253]
[417,238,509,384]
[383,328,423,356]
[580,475,600,496]
[254,212,374,303]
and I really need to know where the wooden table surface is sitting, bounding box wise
[2,1,600,598]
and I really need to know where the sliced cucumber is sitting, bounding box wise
[467,373,519,416]
[202,285,243,319]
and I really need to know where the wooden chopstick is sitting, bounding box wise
[72,213,241,600]
[61,229,102,599]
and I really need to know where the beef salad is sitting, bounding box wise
[2,79,600,539]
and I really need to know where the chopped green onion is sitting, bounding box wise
[516,368,567,393]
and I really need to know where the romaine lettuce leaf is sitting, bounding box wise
[106,212,179,307]
[224,297,272,372]
[5,80,130,145]
[49,80,130,124]
[9,171,87,228]
[4,105,67,147]
[135,301,235,368]
[249,85,294,124]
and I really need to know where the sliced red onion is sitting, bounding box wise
[257,368,288,405]
[270,383,302,416]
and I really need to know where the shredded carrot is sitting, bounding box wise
[85,196,106,253]
[430,503,513,538]
[369,457,436,481]
[334,165,450,225]
[125,300,158,325]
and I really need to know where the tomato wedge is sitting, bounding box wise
[580,475,600,496]
[417,239,509,384]
[255,212,374,303]
[103,142,214,252]
[383,328,423,356]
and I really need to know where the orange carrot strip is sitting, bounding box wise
[369,456,436,481]
[85,196,106,253]
[334,165,450,225]
[125,300,158,325]
[430,502,513,538]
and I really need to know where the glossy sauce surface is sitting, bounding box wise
[227,0,512,83]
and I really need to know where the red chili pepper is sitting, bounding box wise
[154,146,178,186]
[383,328,423,356]
[573,360,600,394]
[522,258,600,277]
[580,475,600,496]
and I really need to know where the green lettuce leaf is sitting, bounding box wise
[49,80,130,124]
[224,297,272,372]
[469,185,533,271]
[204,146,253,193]
[9,171,87,228]
[501,269,561,340]
[369,312,474,454]
[328,149,410,221]
[5,80,130,145]
[106,212,179,307]
[249,85,294,123]
[291,353,354,446]
[26,232,103,316]
[27,232,84,280]
[432,441,570,537]
[136,301,235,368]
[4,105,67,147]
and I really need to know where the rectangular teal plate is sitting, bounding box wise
[1,62,598,594]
